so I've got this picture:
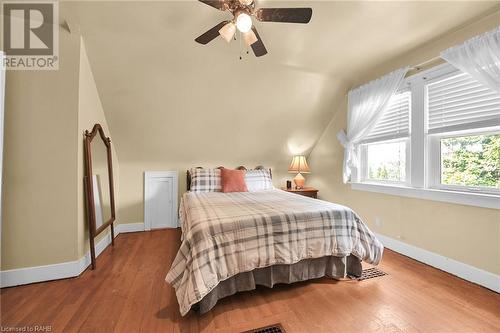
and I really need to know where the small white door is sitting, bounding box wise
[144,171,178,230]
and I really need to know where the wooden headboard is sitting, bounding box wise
[186,166,272,191]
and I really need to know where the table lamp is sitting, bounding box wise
[288,155,310,189]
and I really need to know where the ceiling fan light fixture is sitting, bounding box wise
[196,1,313,58]
[243,30,258,46]
[236,12,252,33]
[219,22,236,42]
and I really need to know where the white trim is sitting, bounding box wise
[144,171,178,230]
[351,182,499,209]
[409,74,425,188]
[0,51,5,263]
[375,233,500,293]
[117,222,145,233]
[2,223,497,293]
[76,231,115,277]
[0,223,146,288]
[1,261,80,289]
[1,232,112,288]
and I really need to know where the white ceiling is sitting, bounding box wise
[63,1,500,168]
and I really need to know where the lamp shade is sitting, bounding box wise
[288,155,310,173]
[219,22,236,43]
[243,30,258,46]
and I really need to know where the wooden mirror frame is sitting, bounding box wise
[84,124,116,269]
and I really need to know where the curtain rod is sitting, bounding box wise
[410,55,443,71]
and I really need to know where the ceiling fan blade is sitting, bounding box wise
[195,21,229,45]
[255,8,312,23]
[198,0,226,11]
[250,27,267,57]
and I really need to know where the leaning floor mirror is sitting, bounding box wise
[84,123,116,269]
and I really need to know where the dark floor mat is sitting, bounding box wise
[358,267,388,281]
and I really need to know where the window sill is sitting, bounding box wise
[350,182,499,210]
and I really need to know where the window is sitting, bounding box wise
[426,71,500,194]
[364,139,407,182]
[440,133,500,189]
[355,64,500,208]
[360,91,411,184]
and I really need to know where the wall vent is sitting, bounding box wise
[242,323,286,333]
[359,267,388,281]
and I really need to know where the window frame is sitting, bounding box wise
[358,88,412,185]
[427,128,500,195]
[359,137,411,186]
[353,63,500,209]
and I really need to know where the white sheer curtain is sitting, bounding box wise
[337,67,408,183]
[441,26,500,93]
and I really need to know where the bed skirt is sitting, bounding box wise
[192,255,362,314]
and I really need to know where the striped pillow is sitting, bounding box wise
[245,169,274,192]
[190,168,222,192]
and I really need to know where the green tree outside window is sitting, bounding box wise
[441,133,500,188]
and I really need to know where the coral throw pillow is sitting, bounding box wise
[221,168,248,193]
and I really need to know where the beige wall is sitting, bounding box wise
[68,1,498,225]
[1,1,499,274]
[307,13,500,275]
[1,27,81,270]
[77,38,120,258]
[1,27,119,270]
[118,161,291,225]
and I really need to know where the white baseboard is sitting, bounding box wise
[4,226,497,293]
[376,233,500,293]
[118,222,145,233]
[76,232,115,275]
[0,222,144,288]
[0,259,81,288]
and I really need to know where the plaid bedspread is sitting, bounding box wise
[166,189,383,316]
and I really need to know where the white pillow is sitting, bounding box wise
[245,169,274,192]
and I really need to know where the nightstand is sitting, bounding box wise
[281,187,318,199]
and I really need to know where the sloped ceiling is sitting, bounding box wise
[64,1,499,169]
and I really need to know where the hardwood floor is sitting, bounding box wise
[1,229,499,333]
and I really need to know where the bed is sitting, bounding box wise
[166,167,383,316]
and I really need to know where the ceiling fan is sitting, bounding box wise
[195,0,313,57]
